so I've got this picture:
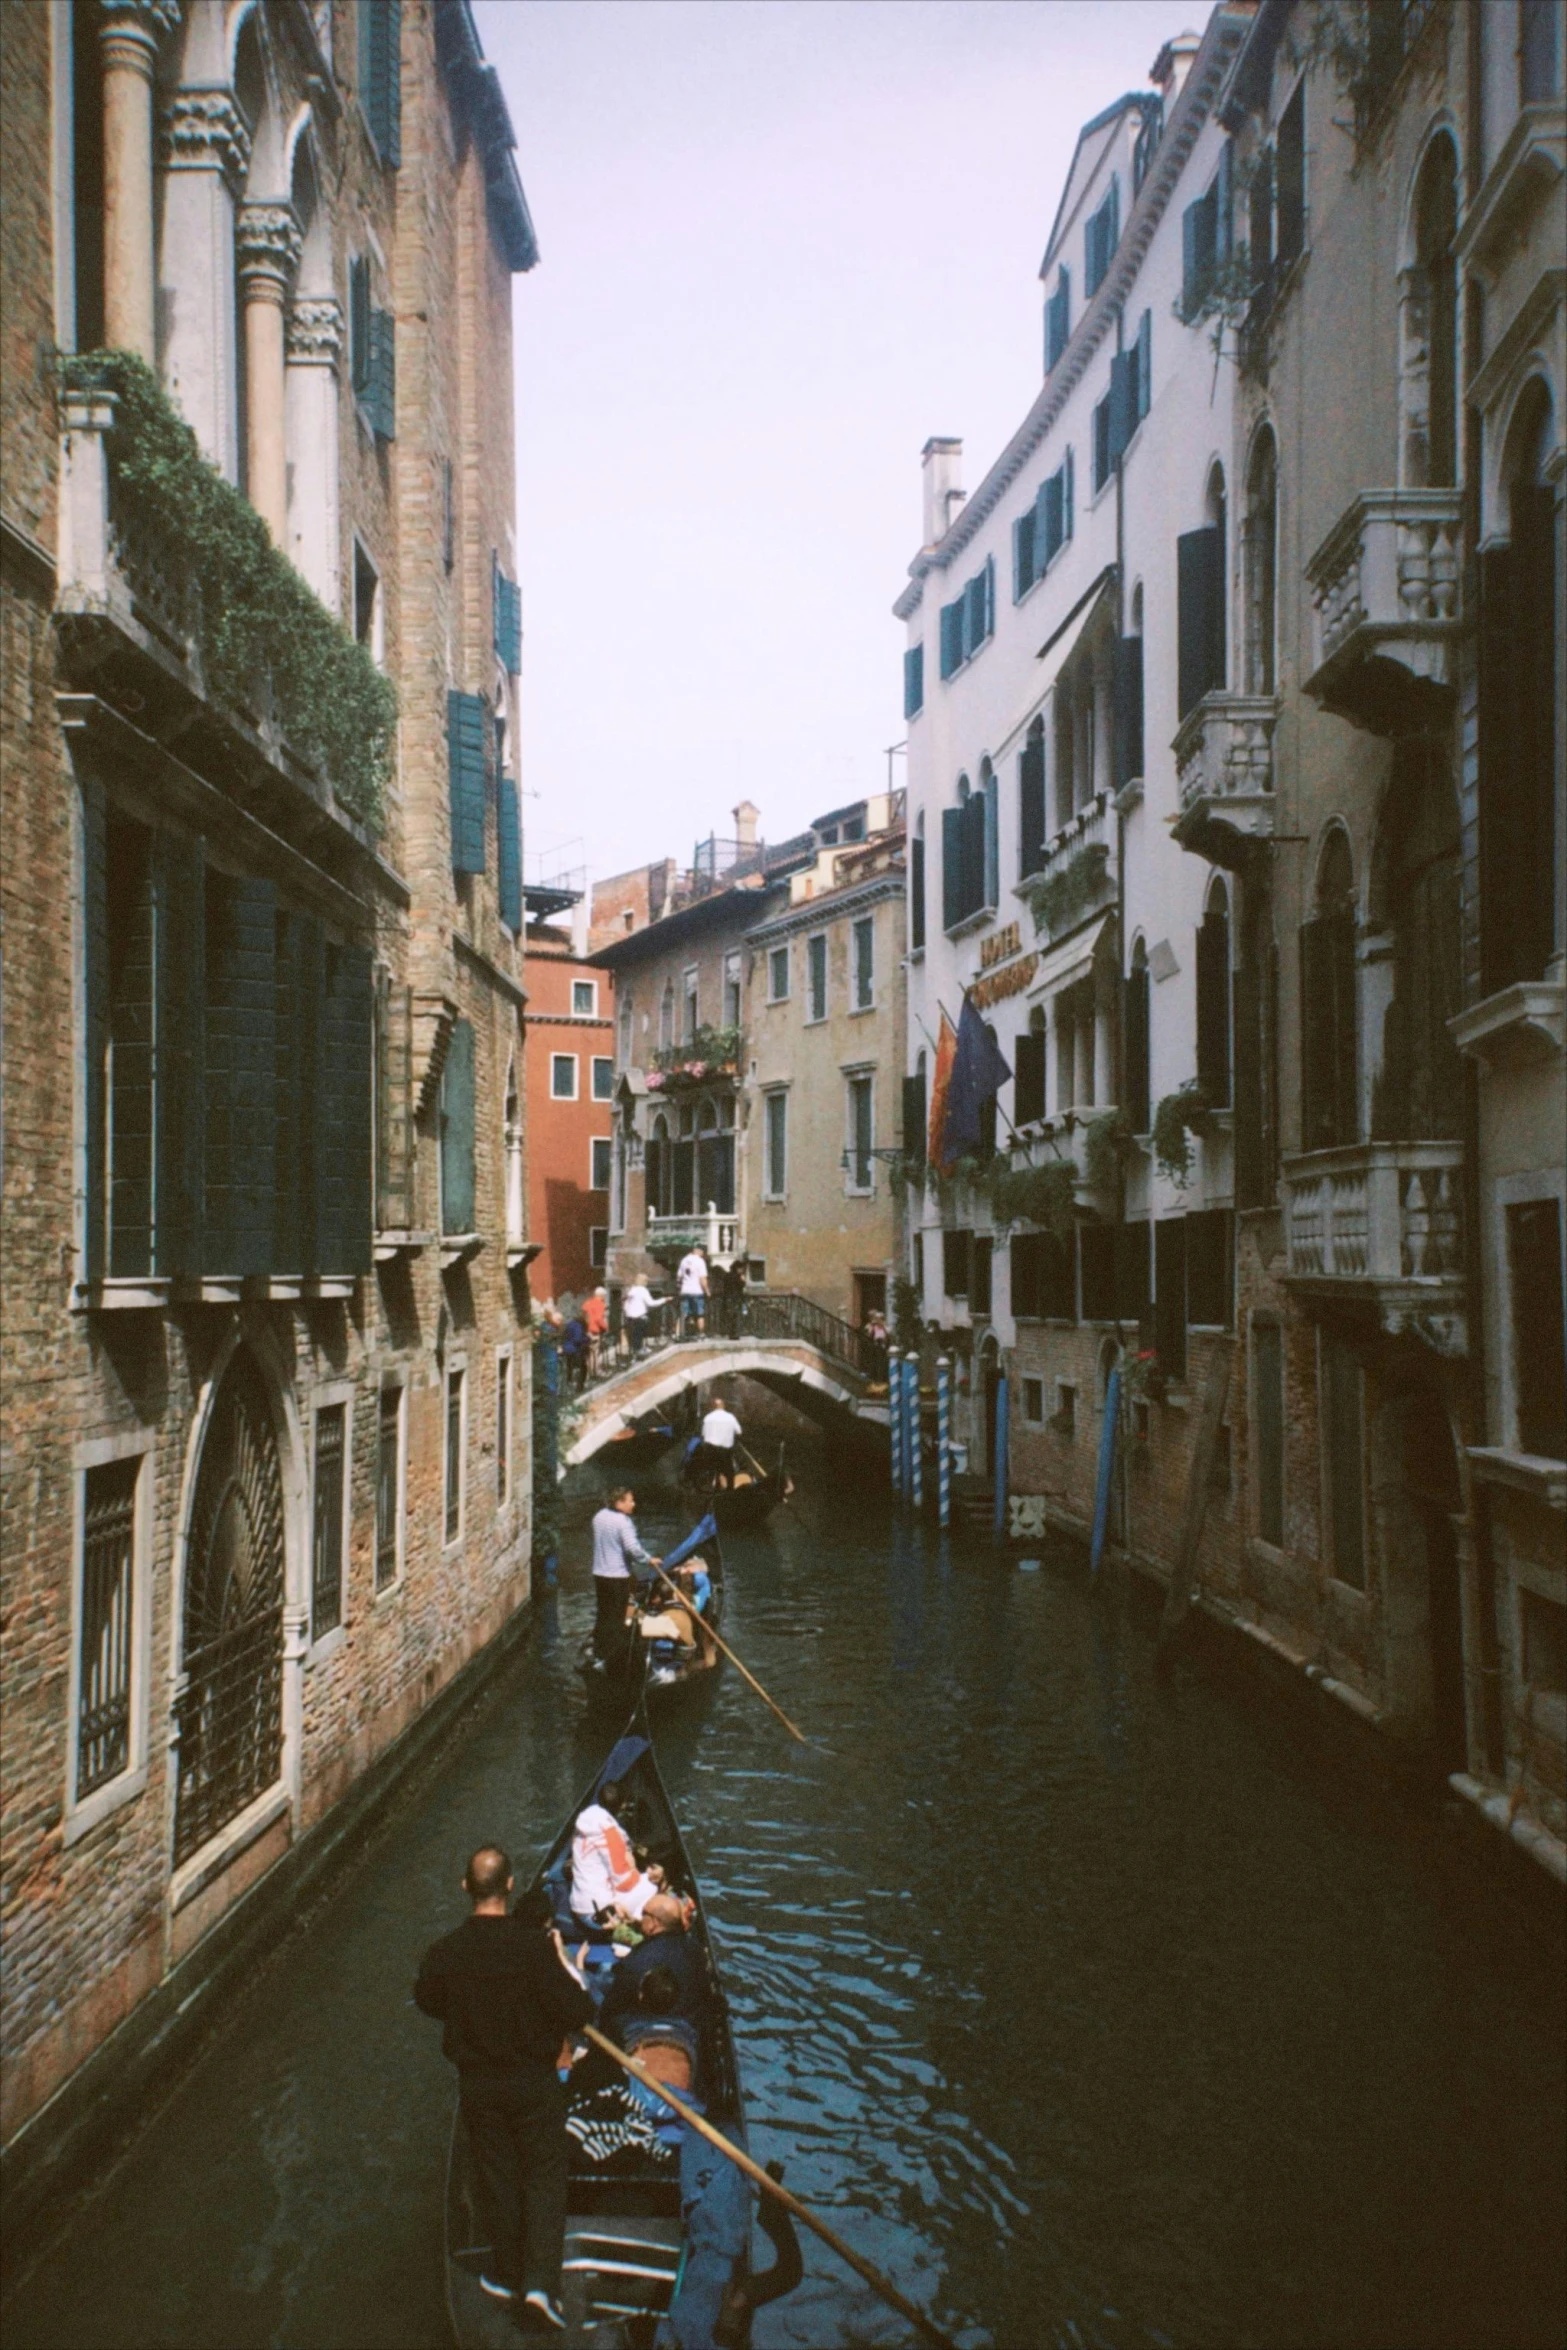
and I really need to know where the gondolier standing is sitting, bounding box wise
[677,1244,709,1335]
[699,1394,743,1490]
[415,1847,593,2331]
[590,1487,659,1670]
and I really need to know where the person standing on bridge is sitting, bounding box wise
[590,1487,659,1671]
[413,1845,592,2330]
[677,1244,709,1336]
[699,1394,743,1489]
[621,1278,657,1359]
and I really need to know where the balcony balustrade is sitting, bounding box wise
[1304,489,1462,735]
[1019,791,1118,945]
[1172,693,1279,869]
[647,1207,743,1268]
[1282,1139,1466,1354]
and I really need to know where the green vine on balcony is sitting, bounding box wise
[1152,1082,1213,1187]
[985,1157,1078,1237]
[60,349,396,829]
[648,1023,742,1083]
[1083,1109,1133,1198]
[1028,843,1109,940]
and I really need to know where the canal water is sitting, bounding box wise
[6,1440,1564,2350]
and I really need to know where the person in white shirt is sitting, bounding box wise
[621,1279,657,1358]
[677,1247,709,1336]
[699,1395,742,1489]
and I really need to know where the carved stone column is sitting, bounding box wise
[236,202,302,545]
[159,86,250,479]
[101,0,182,359]
[284,296,343,609]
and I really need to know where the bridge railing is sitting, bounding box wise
[703,1288,887,1382]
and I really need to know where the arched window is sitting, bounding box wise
[1124,937,1150,1133]
[1197,878,1232,1108]
[1404,138,1459,489]
[1480,379,1559,990]
[1020,717,1046,879]
[1244,427,1278,694]
[1301,831,1357,1150]
[647,1111,671,1219]
[659,979,675,1052]
[696,1095,735,1215]
[1370,745,1462,1141]
[980,757,1000,910]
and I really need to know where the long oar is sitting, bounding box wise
[581,2026,960,2350]
[645,1560,809,1745]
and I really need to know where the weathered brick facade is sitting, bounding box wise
[1,0,542,2170]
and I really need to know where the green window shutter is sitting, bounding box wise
[963,571,985,658]
[107,817,155,1278]
[1019,727,1045,878]
[939,598,963,679]
[153,829,205,1278]
[1112,634,1144,791]
[1177,524,1224,717]
[82,776,108,1283]
[1063,445,1074,540]
[204,873,277,1276]
[941,806,963,931]
[1196,902,1232,1108]
[447,689,487,874]
[1013,509,1033,601]
[498,770,522,933]
[903,643,923,719]
[1108,347,1136,468]
[316,941,373,1274]
[910,827,925,951]
[493,564,522,674]
[1136,308,1152,419]
[440,1018,476,1234]
[1154,1216,1187,1383]
[1042,471,1063,566]
[369,308,396,439]
[360,0,402,166]
[349,258,372,397]
[274,910,320,1273]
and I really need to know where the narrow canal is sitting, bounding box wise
[7,1440,1564,2350]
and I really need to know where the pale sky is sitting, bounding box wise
[475,0,1204,886]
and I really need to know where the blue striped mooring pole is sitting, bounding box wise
[888,1347,904,1495]
[936,1354,951,1528]
[907,1354,923,1510]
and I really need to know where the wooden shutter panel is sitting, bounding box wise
[1154,1217,1187,1382]
[107,818,155,1278]
[1177,525,1223,717]
[1183,187,1216,312]
[903,643,923,719]
[1013,509,1034,601]
[440,1018,476,1235]
[498,770,522,933]
[274,910,320,1273]
[1042,471,1063,566]
[1014,1029,1046,1125]
[154,829,205,1278]
[494,566,522,675]
[350,257,371,396]
[1114,1217,1150,1325]
[1196,904,1231,1107]
[1276,84,1304,265]
[910,827,925,951]
[1124,961,1150,1132]
[316,941,373,1274]
[447,689,487,874]
[964,791,988,916]
[1064,445,1074,539]
[941,806,963,931]
[940,599,962,678]
[965,570,985,656]
[1019,728,1045,877]
[361,0,402,165]
[1112,635,1143,789]
[205,872,277,1276]
[1136,308,1151,418]
[1108,348,1136,467]
[82,777,108,1283]
[902,1071,927,1158]
[1216,140,1234,263]
[368,307,396,439]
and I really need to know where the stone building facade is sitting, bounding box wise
[523,904,617,1305]
[896,0,1565,1876]
[0,0,541,2190]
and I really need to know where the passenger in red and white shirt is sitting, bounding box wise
[569,1782,689,1932]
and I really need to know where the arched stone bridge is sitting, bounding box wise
[562,1328,888,1468]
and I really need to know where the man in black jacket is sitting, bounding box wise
[415,1847,594,2332]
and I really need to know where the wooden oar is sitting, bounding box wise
[645,1560,809,1745]
[581,2026,960,2350]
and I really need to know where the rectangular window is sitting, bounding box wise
[764,1089,788,1199]
[1092,391,1113,494]
[970,1234,993,1316]
[903,1067,927,1157]
[591,1135,612,1191]
[911,828,926,953]
[359,0,402,165]
[1275,82,1305,268]
[1254,1319,1285,1547]
[1508,1199,1567,1459]
[1186,1208,1233,1328]
[1044,266,1070,371]
[375,1385,402,1591]
[1182,179,1218,316]
[768,944,790,1002]
[723,952,742,1029]
[76,1457,138,1799]
[943,1228,972,1298]
[1023,1376,1045,1425]
[1323,1334,1366,1589]
[590,1225,608,1268]
[1084,177,1119,294]
[1011,1229,1075,1323]
[807,934,828,1023]
[496,1354,511,1507]
[592,1056,614,1101]
[683,967,699,1039]
[1155,1217,1188,1382]
[904,643,924,720]
[444,1367,465,1544]
[572,979,597,1016]
[311,1403,346,1640]
[852,916,874,1011]
[439,1017,476,1236]
[1055,1382,1077,1439]
[847,1074,874,1192]
[353,540,381,656]
[550,1053,578,1100]
[1014,1027,1046,1125]
[939,557,995,679]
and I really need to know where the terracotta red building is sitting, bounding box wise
[525,907,616,1302]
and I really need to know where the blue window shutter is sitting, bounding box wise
[1106,175,1119,257]
[940,598,962,679]
[369,307,396,438]
[204,873,277,1276]
[1034,476,1051,571]
[1042,471,1062,566]
[942,806,963,930]
[903,643,924,719]
[1183,187,1217,313]
[911,828,926,950]
[964,572,982,658]
[984,557,995,640]
[1093,396,1111,493]
[1112,636,1144,791]
[154,829,205,1278]
[1013,511,1030,601]
[360,0,402,166]
[1216,140,1234,265]
[1019,729,1045,879]
[1108,349,1135,467]
[447,689,487,873]
[1064,445,1075,539]
[498,770,522,933]
[273,909,319,1274]
[350,258,371,397]
[440,1018,476,1235]
[494,569,522,674]
[1177,525,1225,717]
[1137,310,1152,419]
[82,777,108,1282]
[316,942,373,1273]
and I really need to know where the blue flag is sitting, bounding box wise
[941,993,1013,1160]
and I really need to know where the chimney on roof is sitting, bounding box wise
[733,799,760,850]
[1150,30,1201,103]
[921,437,965,547]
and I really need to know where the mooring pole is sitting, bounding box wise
[936,1354,951,1528]
[888,1346,904,1496]
[907,1353,923,1510]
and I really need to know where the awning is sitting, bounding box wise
[989,566,1120,768]
[1026,909,1117,1001]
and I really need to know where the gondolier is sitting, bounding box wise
[590,1488,659,1672]
[698,1395,742,1489]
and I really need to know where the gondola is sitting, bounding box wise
[578,1515,722,1710]
[678,1440,789,1531]
[442,1708,800,2347]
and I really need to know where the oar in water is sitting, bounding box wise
[645,1559,809,1746]
[581,2026,960,2350]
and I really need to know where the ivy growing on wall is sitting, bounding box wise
[1152,1082,1213,1187]
[61,349,396,828]
[1082,1109,1133,1198]
[1029,843,1110,939]
[985,1157,1079,1236]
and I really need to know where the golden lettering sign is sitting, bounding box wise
[979,921,1022,970]
[970,953,1038,1009]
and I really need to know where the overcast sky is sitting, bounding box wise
[475,0,1203,887]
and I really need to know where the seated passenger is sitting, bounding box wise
[617,1966,699,2096]
[680,1560,712,1616]
[570,1781,690,1933]
[599,1902,707,2038]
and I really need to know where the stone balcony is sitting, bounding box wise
[1282,1140,1466,1355]
[1171,693,1280,870]
[1304,489,1463,736]
[647,1208,743,1270]
[1017,791,1118,945]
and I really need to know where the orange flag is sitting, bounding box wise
[927,1009,958,1173]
